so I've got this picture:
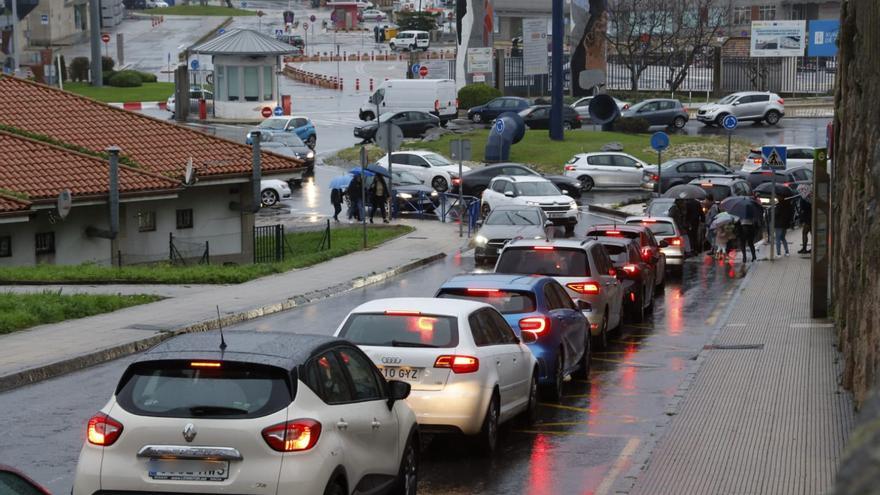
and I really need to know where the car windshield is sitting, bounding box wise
[436,288,537,314]
[258,118,289,130]
[516,182,561,196]
[393,171,422,185]
[262,133,305,147]
[718,94,738,104]
[339,313,459,348]
[496,248,589,277]
[646,202,673,216]
[424,153,452,167]
[485,209,542,226]
[378,113,398,123]
[587,228,640,241]
[628,220,676,236]
[116,360,292,419]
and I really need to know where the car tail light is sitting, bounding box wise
[777,98,785,105]
[629,292,636,302]
[385,310,421,315]
[566,282,600,294]
[651,174,659,181]
[262,419,322,452]
[452,177,461,185]
[783,182,791,187]
[622,263,639,275]
[190,361,221,368]
[608,268,617,277]
[754,158,764,165]
[519,316,549,335]
[641,247,653,262]
[467,288,502,295]
[87,413,123,446]
[533,246,554,250]
[434,355,479,373]
[669,237,683,247]
[565,165,576,171]
[605,230,621,236]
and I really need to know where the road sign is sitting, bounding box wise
[419,65,428,78]
[722,114,738,130]
[40,14,48,25]
[56,189,72,219]
[101,33,111,44]
[261,106,273,118]
[449,139,472,161]
[650,131,669,152]
[411,64,421,75]
[303,22,309,31]
[283,10,295,24]
[762,146,787,170]
[240,1,247,7]
[376,123,404,152]
[494,118,505,135]
[275,29,283,37]
[218,27,226,35]
[190,59,199,70]
[310,14,316,22]
[274,106,283,116]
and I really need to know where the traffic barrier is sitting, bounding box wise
[369,78,374,91]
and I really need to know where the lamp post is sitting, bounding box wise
[549,0,564,141]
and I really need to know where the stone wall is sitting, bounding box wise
[831,0,880,408]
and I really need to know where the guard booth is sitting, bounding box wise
[326,1,363,30]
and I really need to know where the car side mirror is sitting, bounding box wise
[562,190,571,196]
[659,240,669,248]
[521,331,538,344]
[387,380,411,409]
[504,190,515,198]
[732,101,740,106]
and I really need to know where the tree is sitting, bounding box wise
[396,11,438,32]
[661,0,728,93]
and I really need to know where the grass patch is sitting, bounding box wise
[327,144,387,166]
[65,82,174,103]
[140,5,255,16]
[0,292,162,335]
[0,226,413,285]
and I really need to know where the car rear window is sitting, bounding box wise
[587,228,639,241]
[436,288,537,314]
[496,247,589,277]
[600,243,629,265]
[116,360,292,419]
[339,313,459,348]
[696,184,731,199]
[627,220,676,237]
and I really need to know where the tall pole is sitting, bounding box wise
[549,0,564,141]
[10,0,18,75]
[89,0,103,87]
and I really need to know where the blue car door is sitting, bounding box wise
[290,117,311,140]
[544,282,586,374]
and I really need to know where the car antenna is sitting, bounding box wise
[216,305,227,351]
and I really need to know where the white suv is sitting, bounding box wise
[481,175,579,236]
[389,30,430,51]
[73,332,419,495]
[697,91,785,126]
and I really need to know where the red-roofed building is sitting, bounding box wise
[0,76,305,266]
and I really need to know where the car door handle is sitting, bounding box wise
[371,419,381,430]
[336,419,349,430]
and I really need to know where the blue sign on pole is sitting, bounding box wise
[274,106,283,116]
[722,114,738,130]
[190,59,199,70]
[650,131,669,152]
[762,146,788,170]
[218,28,226,35]
[411,64,421,75]
[807,20,840,57]
[494,118,505,135]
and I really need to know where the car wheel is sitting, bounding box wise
[542,353,564,402]
[673,116,687,129]
[481,202,491,220]
[715,113,729,127]
[765,110,781,126]
[593,308,609,349]
[574,329,592,379]
[562,121,572,131]
[306,135,317,149]
[261,189,279,207]
[476,392,500,455]
[472,113,482,123]
[578,175,594,192]
[521,371,539,426]
[431,176,448,192]
[323,479,346,495]
[391,433,418,495]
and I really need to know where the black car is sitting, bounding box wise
[594,236,655,322]
[687,175,753,201]
[354,111,440,142]
[389,170,439,214]
[620,98,689,129]
[467,97,530,124]
[258,132,316,176]
[644,158,734,193]
[459,162,582,199]
[738,166,813,192]
[518,105,582,131]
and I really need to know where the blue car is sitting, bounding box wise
[436,273,590,401]
[466,97,530,124]
[246,115,317,149]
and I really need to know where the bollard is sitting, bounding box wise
[339,78,343,91]
[369,78,374,91]
[356,78,360,91]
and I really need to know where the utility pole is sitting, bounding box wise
[89,0,102,87]
[549,0,564,140]
[10,0,19,75]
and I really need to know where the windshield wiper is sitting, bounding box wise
[514,213,537,225]
[390,340,439,348]
[188,405,249,416]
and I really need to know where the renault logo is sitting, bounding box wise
[381,357,402,364]
[182,423,197,443]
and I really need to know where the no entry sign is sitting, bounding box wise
[261,107,273,118]
[101,33,111,43]
[419,65,428,78]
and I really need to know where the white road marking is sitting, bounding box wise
[595,437,641,495]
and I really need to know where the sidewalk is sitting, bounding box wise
[626,230,854,494]
[0,220,465,392]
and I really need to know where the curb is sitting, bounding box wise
[0,252,446,393]
[587,204,630,218]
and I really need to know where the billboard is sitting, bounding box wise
[466,47,493,73]
[750,20,806,57]
[522,18,548,76]
[807,19,840,57]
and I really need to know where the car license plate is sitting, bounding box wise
[549,212,565,218]
[380,366,422,382]
[148,459,229,482]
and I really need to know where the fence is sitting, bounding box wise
[253,224,286,264]
[169,233,210,266]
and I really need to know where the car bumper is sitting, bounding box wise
[696,113,717,122]
[663,247,685,265]
[406,383,493,435]
[354,128,376,139]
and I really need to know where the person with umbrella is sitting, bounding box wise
[703,193,720,253]
[773,193,796,256]
[348,171,365,222]
[797,184,812,254]
[721,196,763,263]
[369,173,391,223]
[710,211,738,258]
[329,174,352,223]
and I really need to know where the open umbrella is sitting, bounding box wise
[328,174,352,190]
[662,184,708,200]
[349,167,376,177]
[366,163,391,177]
[720,196,763,221]
[754,182,794,198]
[710,211,739,230]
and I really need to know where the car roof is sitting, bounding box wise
[625,215,677,224]
[688,176,743,185]
[639,98,678,103]
[349,297,491,317]
[439,273,551,290]
[393,150,440,157]
[136,331,340,370]
[591,235,638,247]
[575,151,632,157]
[588,223,649,233]
[504,238,599,250]
[490,175,547,183]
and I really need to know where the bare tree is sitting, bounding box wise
[663,0,729,93]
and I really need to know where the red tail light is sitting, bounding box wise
[466,288,501,295]
[669,237,683,247]
[385,310,421,315]
[640,246,653,262]
[434,355,479,373]
[622,263,639,275]
[533,246,555,250]
[651,174,659,181]
[753,158,764,164]
[605,230,621,236]
[452,177,461,185]
[566,282,600,294]
[519,316,549,335]
[783,182,791,187]
[629,291,636,302]
[565,165,576,171]
[87,413,123,446]
[262,419,322,452]
[777,98,785,105]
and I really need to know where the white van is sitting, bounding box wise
[359,78,458,123]
[389,30,430,51]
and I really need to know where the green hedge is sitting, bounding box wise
[458,83,502,110]
[612,117,650,134]
[108,70,144,88]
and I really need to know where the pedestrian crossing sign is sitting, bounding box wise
[761,146,787,170]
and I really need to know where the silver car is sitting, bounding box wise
[697,91,785,126]
[624,216,688,272]
[473,205,550,265]
[563,152,649,191]
[570,96,630,121]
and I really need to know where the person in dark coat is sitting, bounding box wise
[773,196,795,256]
[348,173,364,222]
[330,186,343,222]
[369,174,390,223]
[798,194,812,253]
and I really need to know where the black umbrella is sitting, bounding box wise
[754,182,794,198]
[662,184,708,200]
[720,196,763,221]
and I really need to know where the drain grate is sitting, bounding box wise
[703,344,765,350]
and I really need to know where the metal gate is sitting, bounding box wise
[254,224,285,264]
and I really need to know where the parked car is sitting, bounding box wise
[741,145,816,172]
[72,332,419,495]
[697,91,785,126]
[625,216,689,273]
[360,8,387,21]
[687,175,753,201]
[336,297,538,453]
[436,274,590,401]
[472,205,549,265]
[166,86,213,116]
[0,465,52,495]
[481,176,579,236]
[460,162,582,198]
[376,150,469,192]
[391,169,440,213]
[620,98,689,129]
[354,111,440,143]
[570,96,630,122]
[260,178,292,207]
[389,30,430,51]
[145,0,168,7]
[584,224,666,288]
[642,158,734,193]
[563,152,649,191]
[593,236,655,322]
[495,238,624,348]
[359,79,458,123]
[247,115,317,149]
[518,105,582,130]
[467,97,530,124]
[257,132,316,175]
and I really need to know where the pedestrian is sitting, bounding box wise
[379,25,386,42]
[797,190,812,253]
[369,174,391,223]
[684,198,703,254]
[736,216,758,263]
[329,174,351,223]
[669,198,691,254]
[703,194,719,252]
[348,173,364,222]
[773,195,795,256]
[374,25,380,43]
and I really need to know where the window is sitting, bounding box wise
[338,313,459,348]
[263,65,274,100]
[501,166,533,176]
[486,310,518,344]
[679,162,703,173]
[504,99,524,109]
[0,235,10,257]
[496,247,590,277]
[337,348,384,401]
[437,288,537,314]
[657,100,676,110]
[613,155,639,168]
[138,211,156,232]
[759,5,776,20]
[491,180,507,193]
[503,181,516,195]
[468,312,493,346]
[550,283,577,310]
[243,66,260,102]
[543,284,565,310]
[309,351,353,404]
[588,155,615,166]
[529,107,550,118]
[391,153,412,165]
[35,232,55,255]
[704,162,729,173]
[476,310,507,345]
[487,99,504,109]
[227,66,239,101]
[215,66,225,100]
[733,6,750,25]
[176,209,193,229]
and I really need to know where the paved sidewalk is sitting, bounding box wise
[0,220,465,391]
[627,231,854,494]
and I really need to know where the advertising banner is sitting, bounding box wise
[750,20,806,57]
[522,18,548,76]
[807,19,839,57]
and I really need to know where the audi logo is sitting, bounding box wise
[381,357,402,364]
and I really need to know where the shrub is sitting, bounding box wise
[108,70,143,87]
[69,57,90,82]
[458,83,502,110]
[612,117,650,134]
[102,70,116,82]
[101,56,115,72]
[134,70,157,83]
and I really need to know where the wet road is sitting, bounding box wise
[0,211,747,494]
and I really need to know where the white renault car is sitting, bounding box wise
[336,297,538,454]
[73,332,419,495]
[481,175,579,236]
[376,151,470,193]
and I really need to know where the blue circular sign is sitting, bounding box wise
[274,106,283,116]
[411,64,420,75]
[650,131,669,152]
[218,28,226,35]
[494,118,505,135]
[722,114,738,130]
[190,59,199,70]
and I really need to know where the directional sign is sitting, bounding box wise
[722,114,738,130]
[650,131,669,152]
[261,106,273,118]
[218,28,226,35]
[190,59,199,70]
[494,118,505,135]
[101,33,111,44]
[411,64,421,75]
[762,146,787,170]
[274,106,283,116]
[449,139,472,161]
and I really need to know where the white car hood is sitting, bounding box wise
[700,103,722,112]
